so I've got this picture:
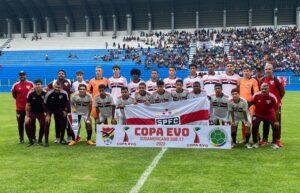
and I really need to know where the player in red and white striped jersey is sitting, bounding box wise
[184,64,203,92]
[163,66,179,92]
[202,63,221,96]
[108,65,128,103]
[128,68,144,95]
[221,63,240,99]
[146,69,159,94]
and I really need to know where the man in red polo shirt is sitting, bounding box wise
[261,63,285,147]
[251,83,280,149]
[11,71,34,143]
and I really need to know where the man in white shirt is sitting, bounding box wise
[71,70,87,94]
[146,69,159,94]
[202,63,221,96]
[184,64,203,92]
[220,63,240,99]
[163,66,179,92]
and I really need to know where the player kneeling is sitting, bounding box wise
[208,83,229,125]
[69,84,95,146]
[94,84,117,125]
[228,88,252,149]
[116,87,135,124]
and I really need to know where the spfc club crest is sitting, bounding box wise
[101,127,115,145]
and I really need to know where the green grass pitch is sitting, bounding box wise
[0,92,299,193]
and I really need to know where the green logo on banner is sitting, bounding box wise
[209,128,227,147]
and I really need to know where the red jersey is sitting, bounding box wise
[11,81,34,111]
[252,92,278,122]
[262,76,285,104]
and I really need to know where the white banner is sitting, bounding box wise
[124,98,210,125]
[96,125,231,149]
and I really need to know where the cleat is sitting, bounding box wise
[37,142,43,146]
[75,136,81,142]
[66,136,72,143]
[86,140,96,146]
[271,143,279,149]
[27,143,34,147]
[259,140,268,146]
[54,138,59,143]
[252,143,259,148]
[245,143,252,149]
[44,143,49,147]
[276,140,284,147]
[60,139,68,145]
[68,140,77,146]
[19,140,24,144]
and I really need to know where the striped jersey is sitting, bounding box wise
[202,74,221,96]
[108,76,127,103]
[220,73,240,99]
[146,79,158,94]
[209,93,229,120]
[163,77,179,92]
[183,75,203,92]
[71,93,92,116]
[150,91,172,104]
[93,93,115,118]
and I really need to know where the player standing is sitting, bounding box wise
[239,66,259,142]
[108,65,128,103]
[146,70,159,94]
[183,64,203,92]
[11,71,34,144]
[44,82,69,146]
[128,68,144,94]
[163,66,179,92]
[72,70,87,94]
[202,63,221,96]
[261,63,285,147]
[221,63,240,99]
[228,88,252,148]
[47,69,73,143]
[25,79,46,146]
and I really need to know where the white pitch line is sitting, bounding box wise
[129,148,168,193]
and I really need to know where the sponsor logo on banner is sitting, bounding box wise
[209,128,227,147]
[155,108,181,125]
[193,127,201,143]
[101,127,115,145]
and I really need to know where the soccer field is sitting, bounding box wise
[0,92,300,193]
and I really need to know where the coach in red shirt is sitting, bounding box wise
[262,63,285,147]
[251,83,280,149]
[11,71,34,143]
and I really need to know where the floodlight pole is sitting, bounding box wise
[99,15,104,36]
[45,17,51,37]
[19,18,25,38]
[6,19,12,38]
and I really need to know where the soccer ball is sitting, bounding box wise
[210,128,227,147]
